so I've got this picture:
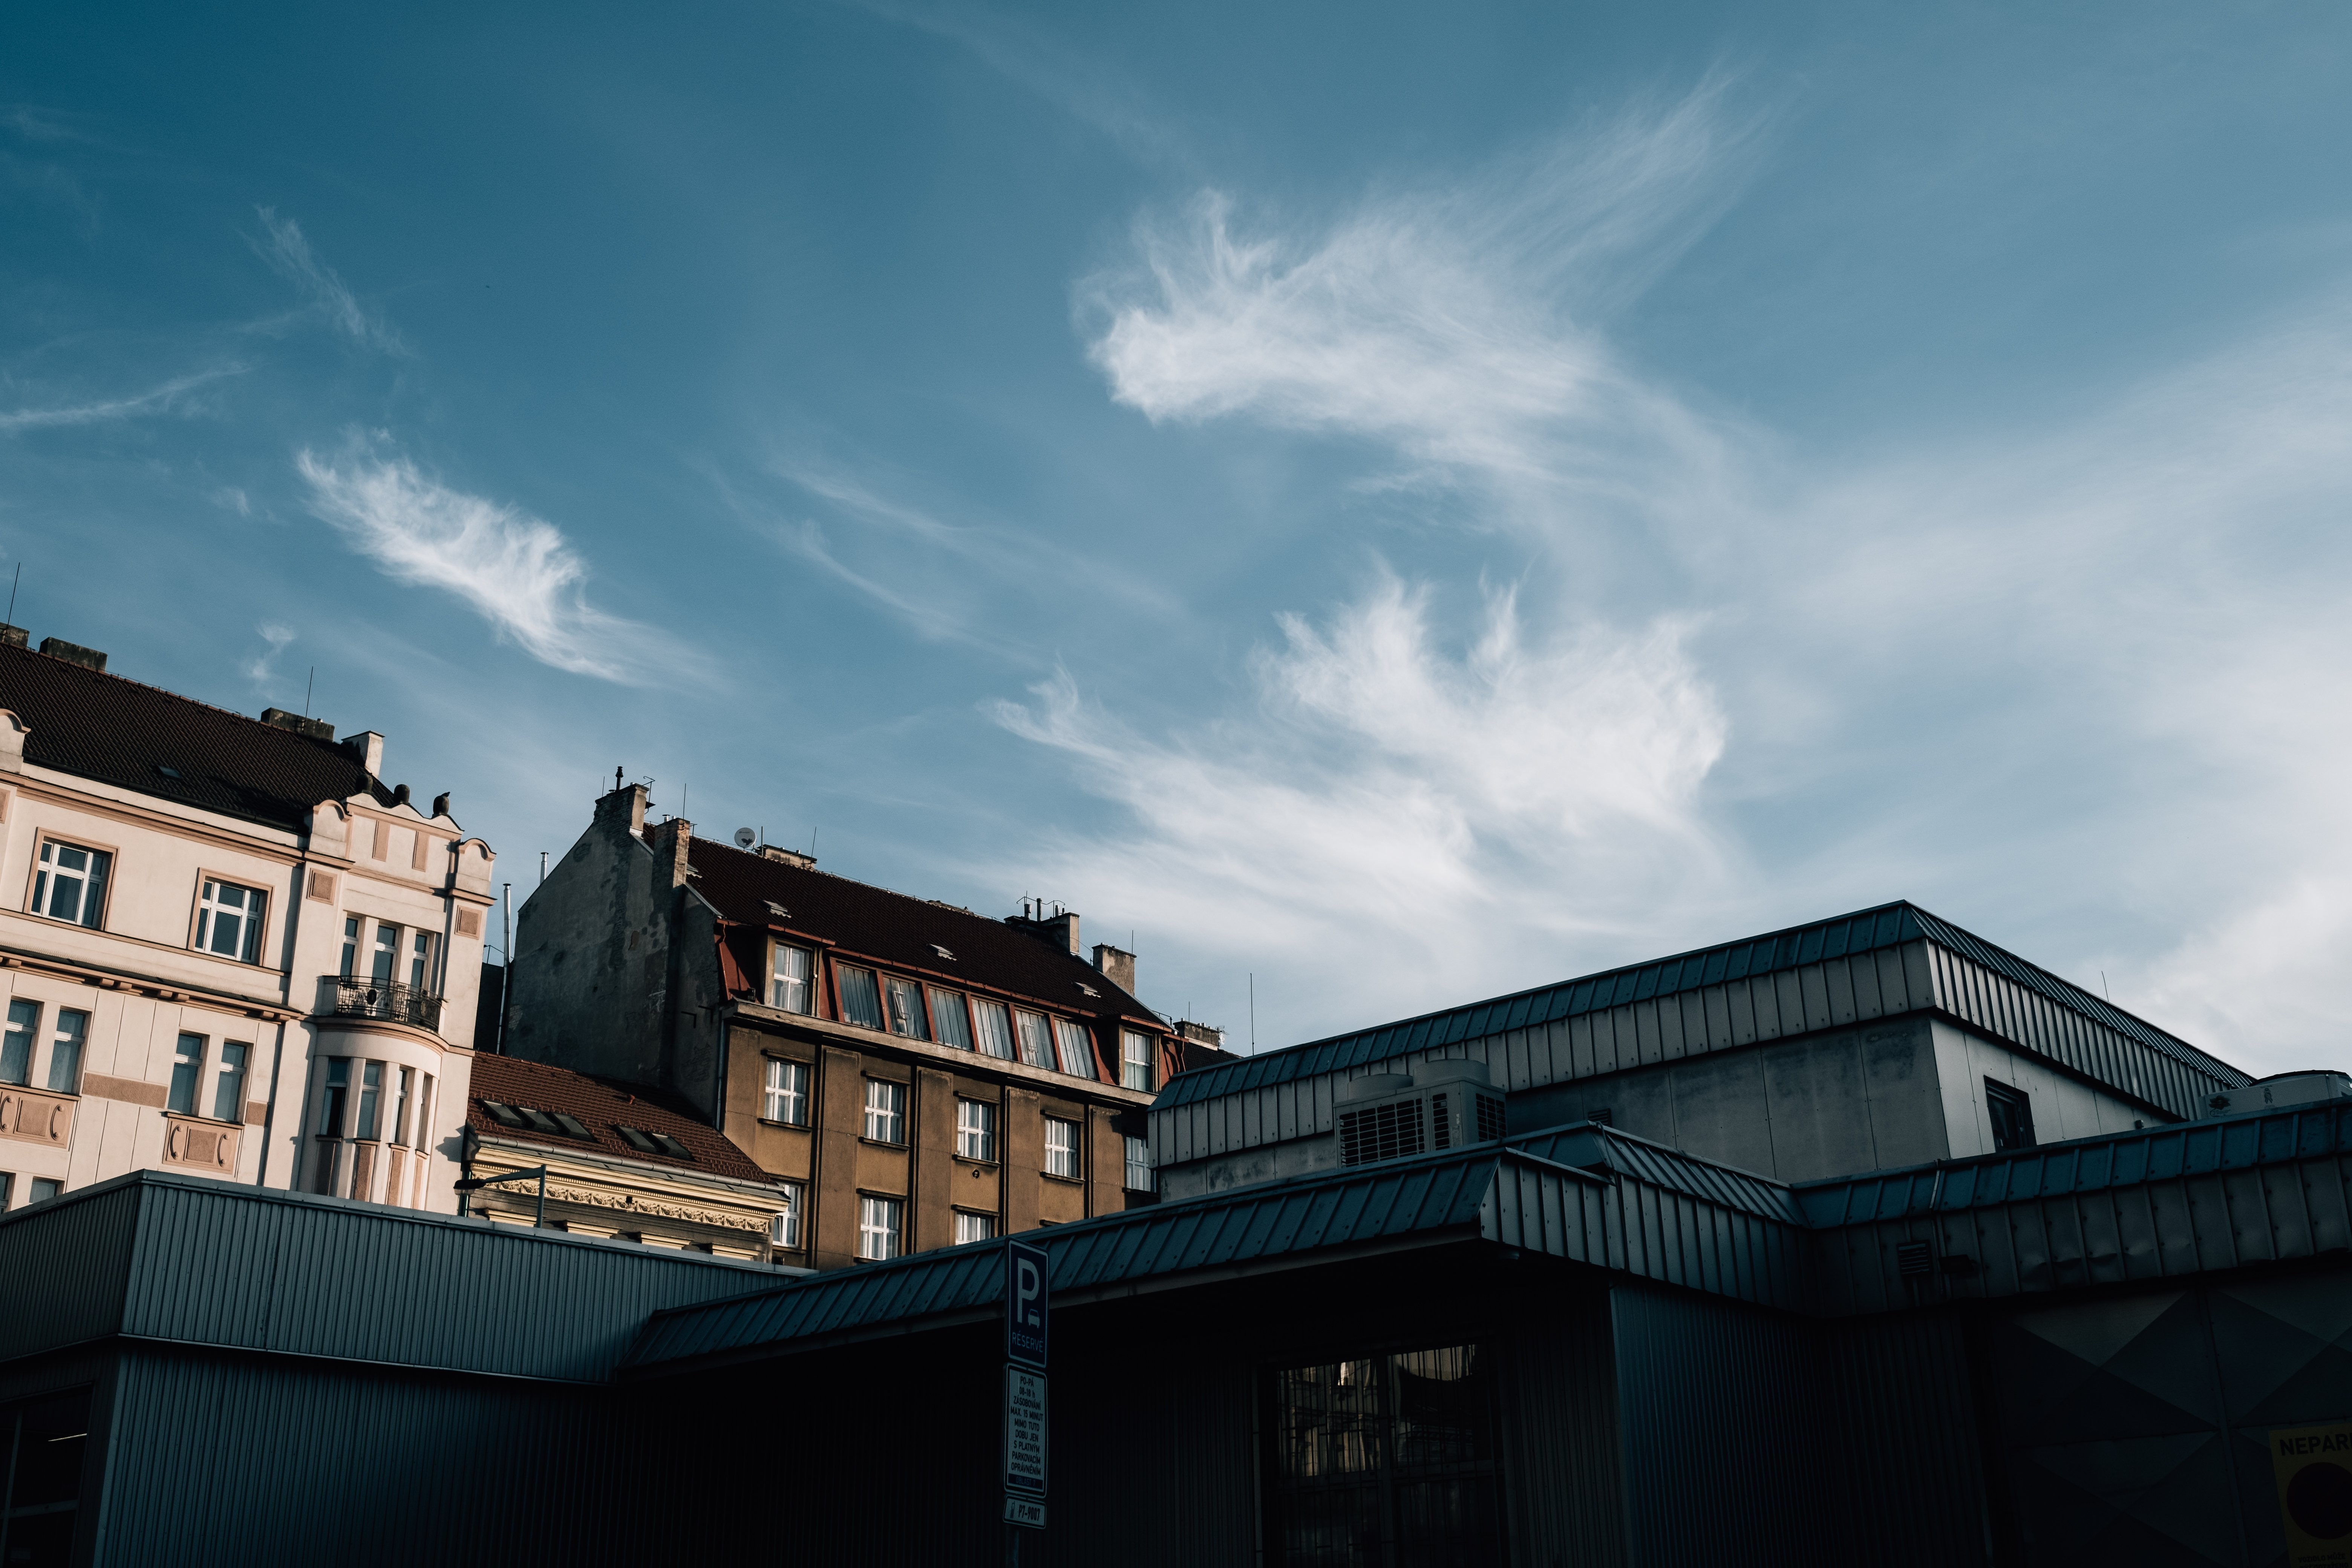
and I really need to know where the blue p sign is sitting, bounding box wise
[1006,1239,1049,1369]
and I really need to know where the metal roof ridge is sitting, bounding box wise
[1504,1118,1797,1190]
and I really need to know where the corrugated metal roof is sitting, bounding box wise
[1159,902,2244,1110]
[1509,1124,1806,1225]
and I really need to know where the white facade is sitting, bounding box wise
[0,700,494,1215]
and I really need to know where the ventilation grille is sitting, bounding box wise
[1338,1098,1427,1167]
[1474,1093,1505,1142]
[1431,1093,1449,1150]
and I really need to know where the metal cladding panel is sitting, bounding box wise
[1815,1313,1991,1566]
[0,1181,139,1363]
[1609,1285,1824,1568]
[1510,1124,1805,1225]
[94,1348,646,1568]
[1501,1294,1629,1568]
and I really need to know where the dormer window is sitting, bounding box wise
[770,943,813,1015]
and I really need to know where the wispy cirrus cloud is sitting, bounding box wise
[0,365,245,434]
[297,447,690,684]
[242,622,296,684]
[254,208,404,353]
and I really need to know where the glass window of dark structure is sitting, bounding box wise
[1985,1079,2035,1151]
[0,1387,90,1567]
[1262,1343,1502,1568]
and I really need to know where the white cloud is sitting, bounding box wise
[242,622,296,684]
[254,208,404,353]
[0,366,244,434]
[297,447,689,684]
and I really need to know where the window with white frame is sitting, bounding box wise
[194,879,267,963]
[408,931,436,991]
[390,1066,412,1144]
[31,840,110,929]
[1,1000,36,1087]
[971,998,1015,1060]
[769,944,813,1014]
[213,1043,250,1123]
[319,1058,351,1136]
[1044,1116,1080,1179]
[413,1074,435,1150]
[763,1058,810,1125]
[1125,1134,1154,1192]
[1014,1011,1054,1070]
[928,988,973,1050]
[370,923,400,983]
[836,965,884,1029]
[856,1194,902,1260]
[167,1033,205,1115]
[46,1010,86,1094]
[772,1182,805,1250]
[1122,1031,1155,1093]
[355,1061,384,1140]
[885,976,929,1041]
[1050,1018,1095,1078]
[340,916,360,977]
[862,1077,906,1144]
[956,1097,996,1162]
[954,1211,995,1245]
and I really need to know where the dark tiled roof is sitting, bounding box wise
[467,1052,771,1184]
[687,837,1161,1027]
[0,639,391,831]
[1161,901,2246,1110]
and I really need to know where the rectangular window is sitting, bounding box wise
[45,1010,85,1094]
[167,1032,205,1115]
[194,879,267,963]
[1986,1079,2036,1152]
[1125,1134,1154,1192]
[856,1194,902,1261]
[762,1058,809,1125]
[408,931,436,991]
[213,1043,251,1124]
[1044,1115,1080,1179]
[31,839,110,928]
[1263,1344,1503,1568]
[972,998,1015,1060]
[769,944,813,1014]
[836,965,884,1030]
[1014,1010,1053,1070]
[956,1097,997,1162]
[1122,1031,1155,1093]
[772,1182,804,1250]
[28,1178,60,1204]
[356,1061,384,1139]
[414,1074,434,1150]
[0,1173,9,1208]
[1050,1018,1095,1078]
[862,1078,906,1144]
[390,1066,412,1143]
[0,1000,35,1086]
[371,923,400,983]
[954,1211,995,1245]
[928,988,973,1050]
[885,976,930,1041]
[340,915,360,977]
[319,1058,351,1136]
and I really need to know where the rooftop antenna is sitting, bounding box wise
[303,666,315,718]
[539,850,547,887]
[614,766,625,792]
[6,561,20,626]
[1250,973,1256,1054]
[2100,971,2112,1003]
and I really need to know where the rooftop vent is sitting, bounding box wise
[37,637,105,672]
[260,707,336,741]
[1334,1059,1504,1168]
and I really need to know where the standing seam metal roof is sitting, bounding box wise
[1159,902,2244,1109]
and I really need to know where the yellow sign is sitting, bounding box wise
[2274,1422,2352,1568]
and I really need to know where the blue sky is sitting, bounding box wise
[5,2,2349,1072]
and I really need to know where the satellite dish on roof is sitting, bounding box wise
[734,827,757,848]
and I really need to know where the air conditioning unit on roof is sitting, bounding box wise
[1335,1059,1505,1168]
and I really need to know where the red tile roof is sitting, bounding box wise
[467,1052,770,1183]
[0,639,394,831]
[686,836,1163,1028]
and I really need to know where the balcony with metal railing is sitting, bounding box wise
[319,975,444,1033]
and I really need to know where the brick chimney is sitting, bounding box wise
[594,780,649,835]
[650,817,694,889]
[1005,908,1080,956]
[341,730,385,776]
[1092,943,1136,995]
[38,637,106,672]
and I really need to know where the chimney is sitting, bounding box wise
[651,816,694,889]
[1006,909,1080,956]
[1092,943,1136,995]
[260,707,336,741]
[759,845,816,870]
[341,730,385,776]
[0,625,27,650]
[593,780,650,836]
[37,637,106,672]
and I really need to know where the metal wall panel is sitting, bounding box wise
[1814,1312,1991,1566]
[1500,1292,1628,1568]
[0,1181,139,1365]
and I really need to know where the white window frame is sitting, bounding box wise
[1122,1031,1155,1093]
[856,1193,902,1260]
[1125,1134,1154,1193]
[194,878,268,964]
[763,1057,810,1125]
[956,1097,997,1162]
[836,964,884,1030]
[46,1009,87,1095]
[862,1077,906,1144]
[1050,1017,1094,1078]
[928,987,973,1050]
[972,998,1016,1060]
[1014,1010,1054,1070]
[1044,1115,1080,1179]
[885,975,929,1041]
[167,1032,205,1115]
[214,1042,250,1124]
[770,943,813,1015]
[31,837,111,929]
[1,999,37,1087]
[772,1182,805,1250]
[953,1211,995,1246]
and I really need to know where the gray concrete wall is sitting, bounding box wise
[1158,1127,1338,1200]
[1930,1017,2151,1157]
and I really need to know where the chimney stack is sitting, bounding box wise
[37,637,106,672]
[261,707,335,741]
[341,730,385,777]
[1005,908,1081,956]
[594,779,650,836]
[651,816,694,889]
[1092,943,1136,995]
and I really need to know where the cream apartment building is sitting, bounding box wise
[0,628,495,1213]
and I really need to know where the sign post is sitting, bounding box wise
[1004,1239,1049,1560]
